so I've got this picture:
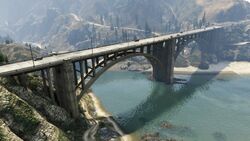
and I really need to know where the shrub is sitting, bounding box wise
[0,51,6,64]
[0,129,5,141]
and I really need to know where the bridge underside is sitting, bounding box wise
[35,40,178,118]
[8,28,223,119]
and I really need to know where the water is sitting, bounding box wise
[92,71,250,141]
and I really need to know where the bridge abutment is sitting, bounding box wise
[152,40,175,84]
[53,60,79,119]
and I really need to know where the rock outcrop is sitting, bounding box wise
[0,85,70,141]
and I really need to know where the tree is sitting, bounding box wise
[92,24,97,44]
[122,29,128,41]
[116,15,120,29]
[100,15,104,25]
[144,21,152,37]
[115,29,118,41]
[0,51,7,64]
[110,23,114,30]
[165,21,171,33]
[5,38,13,44]
[199,12,207,28]
[135,14,139,26]
[202,12,206,26]
[109,15,114,30]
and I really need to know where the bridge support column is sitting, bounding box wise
[53,61,79,119]
[152,40,175,84]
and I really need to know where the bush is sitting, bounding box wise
[237,48,250,61]
[0,129,5,141]
[1,97,41,137]
[221,50,235,61]
[0,51,6,64]
[198,62,209,70]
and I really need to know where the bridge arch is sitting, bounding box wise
[77,52,163,101]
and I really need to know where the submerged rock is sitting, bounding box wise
[98,127,120,141]
[141,132,160,141]
[160,121,174,129]
[163,125,196,138]
[212,132,227,141]
[141,132,177,141]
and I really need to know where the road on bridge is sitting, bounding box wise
[0,26,221,77]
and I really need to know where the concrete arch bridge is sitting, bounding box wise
[0,26,224,118]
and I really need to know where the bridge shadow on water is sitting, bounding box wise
[114,71,224,134]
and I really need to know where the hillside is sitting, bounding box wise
[0,1,250,140]
[0,43,41,63]
[0,0,250,52]
[196,0,250,22]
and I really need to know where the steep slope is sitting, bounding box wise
[196,0,250,22]
[0,43,41,63]
[0,84,70,141]
[0,0,250,52]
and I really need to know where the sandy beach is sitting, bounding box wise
[175,61,250,75]
[111,61,250,75]
[80,92,138,141]
[81,61,250,141]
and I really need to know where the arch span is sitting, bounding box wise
[77,53,163,101]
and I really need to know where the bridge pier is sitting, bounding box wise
[53,60,79,119]
[152,40,175,84]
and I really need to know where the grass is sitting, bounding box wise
[0,129,5,141]
[58,130,70,141]
[0,95,40,137]
[27,75,43,93]
[0,43,40,63]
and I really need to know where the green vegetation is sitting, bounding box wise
[0,129,5,141]
[190,48,202,66]
[0,44,40,63]
[236,47,250,61]
[58,130,70,141]
[0,51,7,64]
[27,75,43,93]
[221,50,235,61]
[0,95,40,137]
[175,55,189,67]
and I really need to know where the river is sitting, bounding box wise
[92,71,250,141]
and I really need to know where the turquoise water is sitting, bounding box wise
[92,72,250,141]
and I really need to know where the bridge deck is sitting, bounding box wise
[0,26,221,76]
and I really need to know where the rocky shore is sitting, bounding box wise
[79,90,137,141]
[110,60,250,75]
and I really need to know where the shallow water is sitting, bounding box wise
[92,71,250,141]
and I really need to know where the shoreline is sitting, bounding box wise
[81,61,250,141]
[174,61,250,75]
[89,92,138,141]
[80,91,138,141]
[110,61,250,75]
